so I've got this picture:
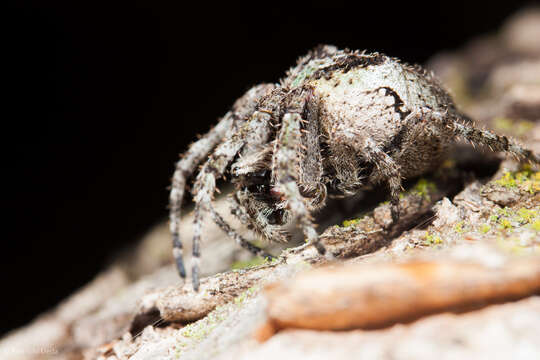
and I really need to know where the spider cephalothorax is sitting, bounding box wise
[169,45,540,290]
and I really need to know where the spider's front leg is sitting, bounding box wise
[170,83,273,290]
[272,111,327,255]
[169,115,235,278]
[191,109,275,290]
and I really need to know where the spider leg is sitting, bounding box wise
[298,98,327,210]
[228,192,253,226]
[191,110,274,290]
[362,137,403,223]
[338,132,402,223]
[170,84,274,283]
[208,204,275,260]
[273,111,326,254]
[169,116,233,279]
[448,114,540,164]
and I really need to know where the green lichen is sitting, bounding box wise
[493,117,513,132]
[498,207,512,217]
[493,117,535,137]
[423,231,443,246]
[495,172,517,189]
[479,223,491,234]
[488,206,540,233]
[494,166,540,194]
[231,256,266,270]
[411,178,437,200]
[233,286,258,305]
[175,286,261,358]
[178,304,227,345]
[291,65,317,88]
[342,218,362,227]
[488,206,540,255]
[454,221,466,234]
[516,207,537,224]
[532,220,540,232]
[516,121,535,136]
[499,218,513,230]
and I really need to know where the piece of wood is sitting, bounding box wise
[257,257,540,341]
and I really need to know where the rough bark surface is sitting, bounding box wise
[2,7,540,360]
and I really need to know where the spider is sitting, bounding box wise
[169,45,540,290]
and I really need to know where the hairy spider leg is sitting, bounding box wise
[170,84,273,284]
[209,206,275,259]
[449,116,540,164]
[272,111,326,254]
[331,125,403,224]
[169,116,233,279]
[297,98,327,210]
[191,110,274,290]
[361,137,403,223]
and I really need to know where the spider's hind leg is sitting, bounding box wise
[451,118,540,164]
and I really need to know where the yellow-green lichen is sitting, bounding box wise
[342,218,362,227]
[498,218,513,230]
[411,178,437,200]
[175,286,262,358]
[479,223,491,234]
[231,256,266,270]
[178,305,227,345]
[494,166,540,194]
[454,221,466,234]
[493,117,535,137]
[516,207,537,224]
[488,206,540,233]
[233,286,258,305]
[423,231,443,246]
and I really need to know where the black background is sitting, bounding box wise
[4,1,534,335]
